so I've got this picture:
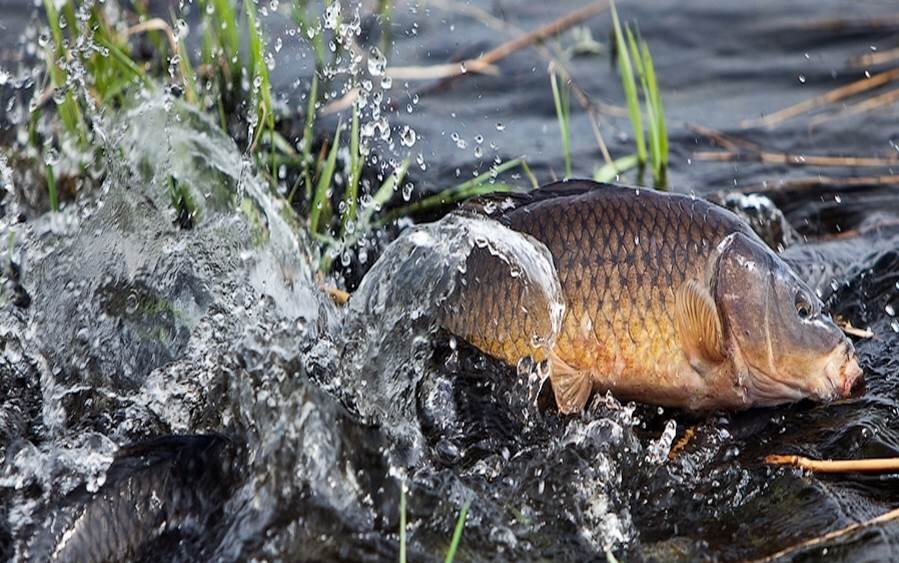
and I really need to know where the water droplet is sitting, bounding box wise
[43,147,59,166]
[474,134,484,144]
[891,319,899,333]
[886,304,896,317]
[38,31,50,48]
[400,126,416,147]
[367,47,387,76]
[380,75,393,89]
[496,122,505,131]
[324,2,341,29]
[175,19,188,40]
[798,74,807,84]
[402,182,414,201]
[274,37,283,53]
[474,146,482,158]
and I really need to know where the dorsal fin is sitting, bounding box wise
[462,179,630,218]
[675,280,725,372]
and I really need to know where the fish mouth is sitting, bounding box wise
[835,351,864,399]
[823,343,864,400]
[739,341,865,406]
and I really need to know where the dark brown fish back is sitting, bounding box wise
[447,181,756,383]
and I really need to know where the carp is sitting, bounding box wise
[443,180,863,413]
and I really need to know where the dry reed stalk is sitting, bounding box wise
[668,427,696,460]
[767,454,899,473]
[694,150,899,168]
[735,174,899,194]
[753,506,899,563]
[809,86,899,127]
[850,46,899,68]
[323,2,610,115]
[687,123,763,152]
[741,67,899,129]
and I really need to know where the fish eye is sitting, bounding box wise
[794,291,813,320]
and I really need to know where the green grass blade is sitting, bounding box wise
[399,486,407,563]
[302,74,319,203]
[378,158,524,225]
[291,2,327,72]
[177,38,199,104]
[363,156,410,226]
[550,70,571,178]
[42,0,86,143]
[94,36,151,88]
[246,0,273,151]
[641,40,668,176]
[520,159,539,190]
[593,153,639,182]
[342,104,362,231]
[46,163,58,212]
[626,25,660,182]
[212,0,240,67]
[627,24,660,177]
[444,499,471,563]
[610,0,645,166]
[308,120,342,234]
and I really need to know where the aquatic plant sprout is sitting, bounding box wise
[550,67,573,178]
[609,0,668,187]
[444,499,471,563]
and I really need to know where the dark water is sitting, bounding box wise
[1,1,899,561]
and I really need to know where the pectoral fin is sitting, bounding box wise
[549,353,593,414]
[675,280,725,372]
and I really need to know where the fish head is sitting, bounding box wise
[711,232,863,406]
